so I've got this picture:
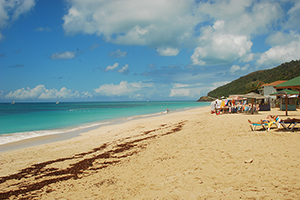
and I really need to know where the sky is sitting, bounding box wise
[0,0,300,102]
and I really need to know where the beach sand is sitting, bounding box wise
[1,106,300,199]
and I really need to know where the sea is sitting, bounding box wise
[0,101,210,146]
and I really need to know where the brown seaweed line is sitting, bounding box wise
[0,121,185,199]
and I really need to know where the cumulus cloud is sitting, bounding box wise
[0,0,36,44]
[51,51,76,60]
[257,40,300,66]
[61,0,299,67]
[169,83,205,98]
[62,0,198,48]
[191,20,253,66]
[285,1,300,31]
[117,64,129,74]
[108,49,127,58]
[94,81,153,98]
[197,0,283,36]
[157,47,179,56]
[103,63,119,72]
[230,64,249,74]
[4,85,87,100]
[170,88,190,97]
[0,0,36,28]
[266,31,299,46]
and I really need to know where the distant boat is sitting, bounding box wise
[56,99,59,104]
[11,99,15,104]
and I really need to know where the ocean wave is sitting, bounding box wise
[0,122,110,146]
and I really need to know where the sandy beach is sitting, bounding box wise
[1,106,300,199]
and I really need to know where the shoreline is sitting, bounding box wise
[0,105,204,153]
[1,106,300,199]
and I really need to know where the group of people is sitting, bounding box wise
[211,99,260,115]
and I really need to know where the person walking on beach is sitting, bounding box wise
[167,107,170,114]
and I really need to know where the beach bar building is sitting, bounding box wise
[273,76,300,115]
[258,80,286,107]
[270,89,299,115]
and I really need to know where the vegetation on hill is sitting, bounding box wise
[203,60,300,99]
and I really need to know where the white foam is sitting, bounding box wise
[0,121,110,146]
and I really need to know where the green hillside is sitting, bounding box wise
[207,60,300,98]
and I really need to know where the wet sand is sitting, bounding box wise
[1,106,300,199]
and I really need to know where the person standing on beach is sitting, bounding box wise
[167,107,170,114]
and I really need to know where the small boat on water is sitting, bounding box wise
[11,99,15,104]
[56,99,59,104]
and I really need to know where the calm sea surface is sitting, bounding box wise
[0,101,209,145]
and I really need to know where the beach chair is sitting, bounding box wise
[248,116,279,131]
[279,118,300,131]
[243,106,250,113]
[237,106,243,113]
[248,119,267,131]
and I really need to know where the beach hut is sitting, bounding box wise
[274,76,300,116]
[270,89,299,116]
[240,92,270,114]
[259,80,287,107]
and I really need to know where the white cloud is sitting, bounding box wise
[189,1,290,66]
[169,83,205,98]
[266,31,299,46]
[94,81,153,98]
[0,0,36,28]
[230,64,249,74]
[117,64,129,74]
[191,20,253,66]
[108,49,127,58]
[62,0,198,48]
[104,63,119,72]
[0,0,36,42]
[157,47,179,56]
[4,85,85,100]
[197,0,283,36]
[51,51,76,60]
[170,88,190,97]
[285,1,300,31]
[61,0,300,67]
[257,40,300,66]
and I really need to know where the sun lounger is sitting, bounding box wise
[248,116,280,131]
[248,119,268,131]
[279,118,300,131]
[264,115,280,129]
[244,106,250,113]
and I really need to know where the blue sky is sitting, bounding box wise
[1,0,300,102]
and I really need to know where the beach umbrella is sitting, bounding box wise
[275,76,300,91]
[270,89,299,116]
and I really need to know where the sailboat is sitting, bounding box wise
[11,99,15,104]
[56,99,59,104]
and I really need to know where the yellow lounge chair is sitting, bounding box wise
[248,117,278,131]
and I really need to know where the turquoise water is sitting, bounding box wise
[0,101,209,145]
